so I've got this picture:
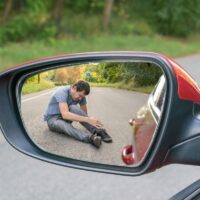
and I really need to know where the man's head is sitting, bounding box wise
[70,80,90,101]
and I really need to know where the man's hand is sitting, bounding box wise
[87,117,103,128]
[59,102,103,128]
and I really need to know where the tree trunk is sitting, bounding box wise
[2,0,13,22]
[103,0,114,31]
[38,74,40,84]
[52,0,64,37]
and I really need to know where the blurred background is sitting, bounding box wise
[1,0,200,70]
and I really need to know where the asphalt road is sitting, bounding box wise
[1,54,200,200]
[176,54,200,85]
[21,87,148,166]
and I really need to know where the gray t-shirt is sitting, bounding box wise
[44,86,87,121]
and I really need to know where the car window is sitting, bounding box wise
[149,75,166,121]
[153,75,166,110]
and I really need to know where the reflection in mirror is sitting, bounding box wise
[20,62,166,167]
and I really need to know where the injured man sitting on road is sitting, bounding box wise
[44,80,112,148]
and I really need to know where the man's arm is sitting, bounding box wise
[59,102,102,128]
[59,102,87,122]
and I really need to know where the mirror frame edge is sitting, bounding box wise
[0,52,176,176]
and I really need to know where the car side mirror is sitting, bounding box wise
[0,51,200,176]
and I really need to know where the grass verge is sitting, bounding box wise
[90,82,154,94]
[22,80,55,95]
[1,34,200,71]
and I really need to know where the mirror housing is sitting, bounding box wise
[0,51,200,175]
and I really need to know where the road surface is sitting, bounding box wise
[21,87,148,166]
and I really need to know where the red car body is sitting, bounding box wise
[122,76,166,165]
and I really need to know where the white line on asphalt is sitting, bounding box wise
[22,90,55,103]
[0,133,4,144]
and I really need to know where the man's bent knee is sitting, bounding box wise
[69,105,84,115]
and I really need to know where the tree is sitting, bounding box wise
[37,74,40,84]
[52,0,64,36]
[65,67,81,84]
[54,68,68,84]
[2,0,13,22]
[103,0,114,31]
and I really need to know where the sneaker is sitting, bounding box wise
[89,134,102,148]
[95,129,112,143]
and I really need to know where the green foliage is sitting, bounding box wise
[89,82,154,94]
[98,63,124,83]
[133,20,154,36]
[64,0,104,14]
[25,0,51,13]
[152,0,200,37]
[116,0,200,37]
[22,79,55,95]
[0,15,31,43]
[0,1,4,11]
[0,13,57,44]
[122,63,163,86]
[62,13,102,37]
[82,64,102,83]
[1,34,200,70]
[110,18,153,36]
[1,0,200,44]
[83,62,162,87]
[25,74,38,83]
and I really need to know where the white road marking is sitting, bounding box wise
[0,133,4,144]
[22,89,55,103]
[0,126,6,144]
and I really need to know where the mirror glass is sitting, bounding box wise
[20,61,166,167]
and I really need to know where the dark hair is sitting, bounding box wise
[72,80,90,95]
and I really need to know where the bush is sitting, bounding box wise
[0,13,57,45]
[133,20,153,36]
[125,63,163,86]
[83,62,163,87]
[152,0,200,37]
[101,62,162,86]
[61,13,102,37]
[110,18,153,36]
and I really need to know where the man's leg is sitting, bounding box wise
[69,105,96,134]
[47,116,91,143]
[47,116,102,147]
[69,105,113,143]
